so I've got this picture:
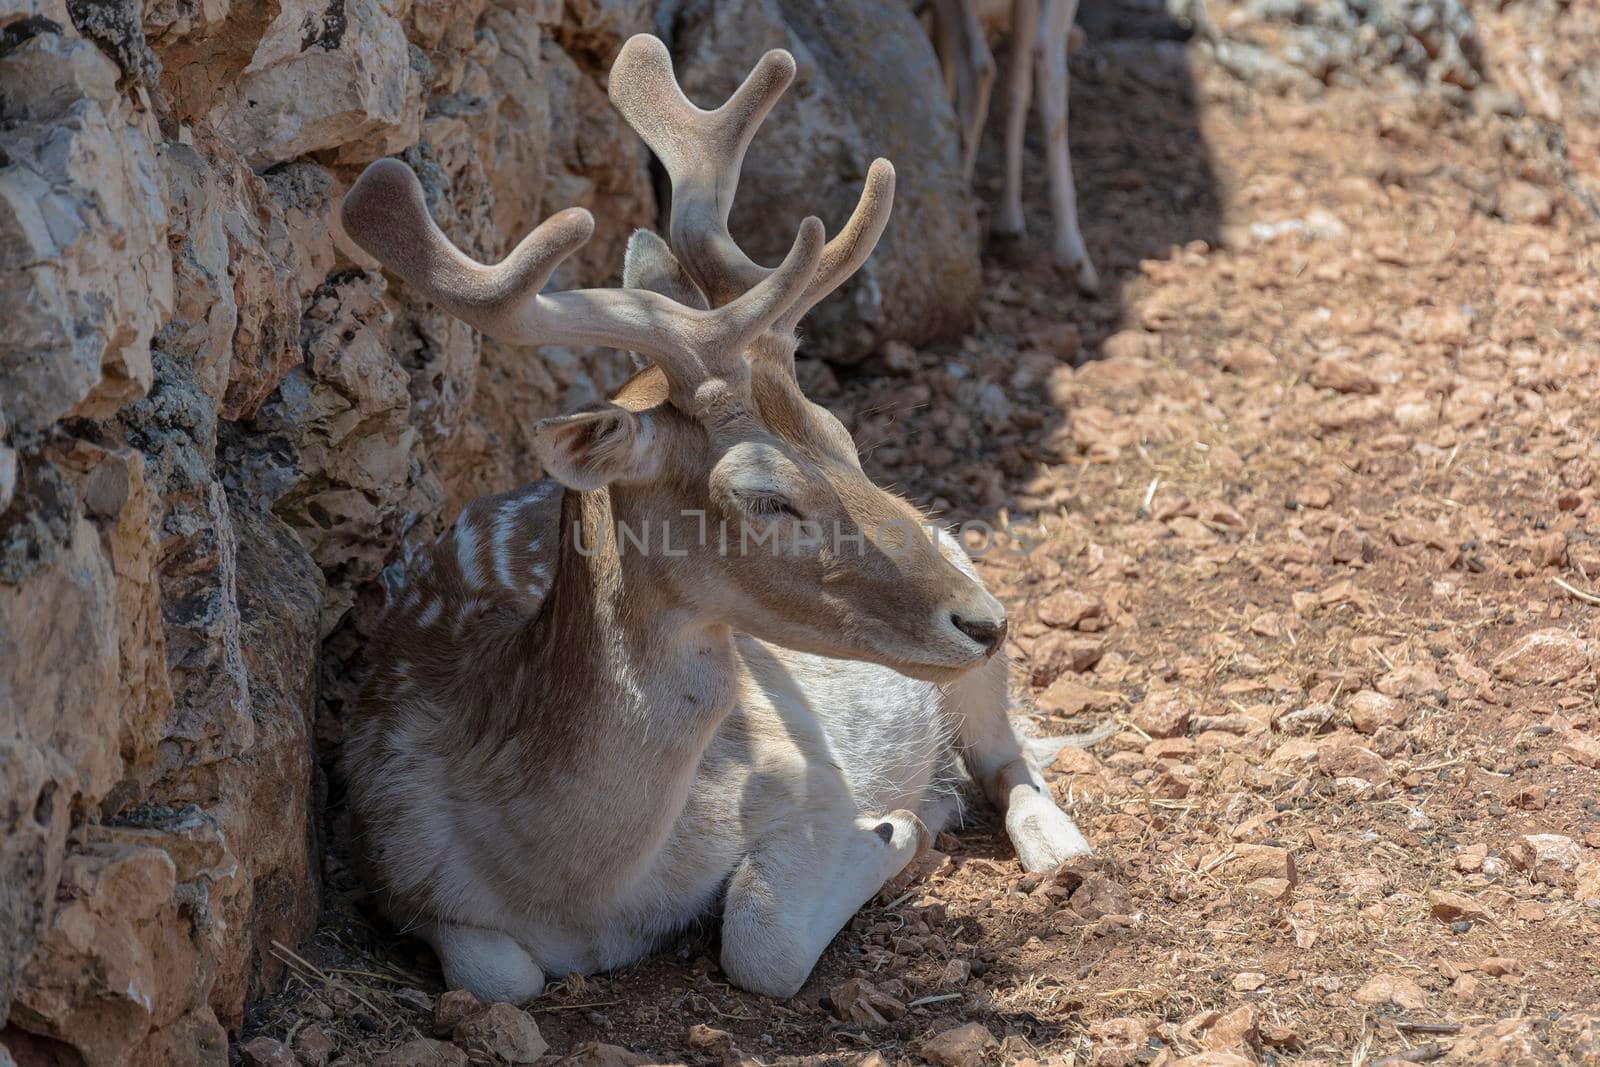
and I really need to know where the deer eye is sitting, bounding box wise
[737,491,803,520]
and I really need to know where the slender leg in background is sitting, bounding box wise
[1038,0,1100,292]
[996,0,1040,238]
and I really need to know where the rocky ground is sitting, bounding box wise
[239,2,1600,1065]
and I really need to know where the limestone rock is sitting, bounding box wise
[7,843,211,1066]
[1578,860,1600,907]
[828,977,908,1027]
[1352,973,1428,1011]
[1223,0,1480,90]
[1428,889,1492,923]
[0,29,173,432]
[1309,355,1379,395]
[1222,844,1299,886]
[434,989,487,1037]
[1552,1012,1600,1061]
[375,1040,471,1067]
[293,1024,338,1066]
[556,0,654,68]
[206,502,323,1018]
[262,162,341,301]
[122,354,253,792]
[1201,1005,1258,1051]
[1130,690,1193,738]
[1069,872,1134,919]
[232,271,439,635]
[1506,833,1582,885]
[0,517,121,1020]
[453,1002,549,1065]
[1316,742,1389,783]
[1498,180,1556,225]
[1028,632,1105,685]
[921,1023,998,1067]
[158,138,300,420]
[205,0,425,168]
[240,1037,299,1066]
[1441,1018,1558,1065]
[1037,588,1105,630]
[1492,629,1594,684]
[532,32,657,283]
[1346,689,1406,733]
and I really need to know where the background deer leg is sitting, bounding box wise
[932,0,960,104]
[930,0,997,184]
[720,807,929,999]
[996,0,1039,238]
[943,653,1094,871]
[960,0,998,184]
[1037,0,1099,292]
[421,922,546,1004]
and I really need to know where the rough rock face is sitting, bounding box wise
[1245,0,1480,88]
[664,0,981,364]
[0,0,670,1060]
[0,27,173,431]
[1208,0,1481,95]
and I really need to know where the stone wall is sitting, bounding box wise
[0,1,973,1062]
[0,0,660,1061]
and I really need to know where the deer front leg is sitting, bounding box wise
[1037,0,1099,292]
[421,922,546,1004]
[944,653,1093,871]
[996,0,1039,238]
[721,807,929,999]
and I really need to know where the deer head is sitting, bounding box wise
[341,34,1006,682]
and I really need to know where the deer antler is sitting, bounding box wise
[340,158,823,411]
[608,34,895,337]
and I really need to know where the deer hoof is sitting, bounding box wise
[1006,790,1093,873]
[991,216,1026,241]
[1057,252,1100,296]
[877,809,933,854]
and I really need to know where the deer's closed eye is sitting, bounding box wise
[736,492,803,520]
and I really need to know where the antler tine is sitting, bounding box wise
[342,159,594,327]
[341,159,825,410]
[609,34,896,331]
[774,157,895,336]
[609,34,790,306]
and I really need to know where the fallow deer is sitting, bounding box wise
[926,0,1100,293]
[338,33,1094,1004]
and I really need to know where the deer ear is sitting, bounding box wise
[533,404,664,490]
[622,231,711,371]
[623,230,710,310]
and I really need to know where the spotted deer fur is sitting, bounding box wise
[339,33,1093,1003]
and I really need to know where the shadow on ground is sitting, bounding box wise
[822,0,1225,538]
[978,0,1222,342]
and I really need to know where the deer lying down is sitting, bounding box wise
[339,33,1093,1004]
[928,0,1099,293]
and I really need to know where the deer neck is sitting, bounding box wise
[534,486,738,768]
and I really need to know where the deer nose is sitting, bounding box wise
[951,613,1008,657]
